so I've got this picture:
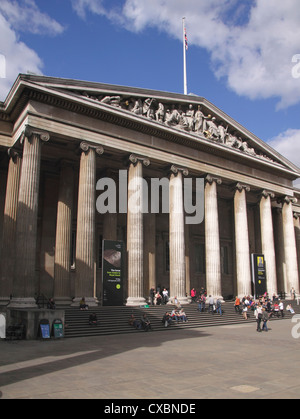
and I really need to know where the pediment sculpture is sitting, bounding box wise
[81,92,275,163]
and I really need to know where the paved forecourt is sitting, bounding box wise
[1,316,300,399]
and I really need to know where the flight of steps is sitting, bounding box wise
[63,300,300,338]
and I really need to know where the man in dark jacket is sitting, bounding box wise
[141,314,152,331]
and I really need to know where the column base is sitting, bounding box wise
[8,297,38,309]
[54,297,73,307]
[0,297,10,307]
[169,296,190,306]
[126,297,147,307]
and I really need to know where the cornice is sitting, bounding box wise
[1,74,300,180]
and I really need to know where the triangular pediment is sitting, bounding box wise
[4,74,300,177]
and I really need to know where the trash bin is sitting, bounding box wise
[38,319,50,339]
[52,319,64,339]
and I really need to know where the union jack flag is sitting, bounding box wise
[184,27,188,50]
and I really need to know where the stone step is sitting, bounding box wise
[63,301,300,338]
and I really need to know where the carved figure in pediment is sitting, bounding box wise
[182,104,195,131]
[226,132,240,148]
[206,117,219,140]
[100,96,121,107]
[239,138,256,156]
[176,107,185,130]
[194,105,206,133]
[143,98,156,120]
[165,105,180,127]
[131,98,143,115]
[155,103,165,123]
[217,123,228,143]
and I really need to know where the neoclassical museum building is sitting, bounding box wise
[0,74,300,308]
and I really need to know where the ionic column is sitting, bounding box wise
[234,183,252,298]
[0,149,22,304]
[273,208,285,294]
[54,161,74,306]
[10,127,50,308]
[169,165,188,305]
[144,212,156,301]
[259,190,277,297]
[126,154,150,306]
[205,175,222,298]
[282,196,299,295]
[73,142,103,306]
[294,213,300,284]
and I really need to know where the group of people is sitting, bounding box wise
[128,308,189,331]
[234,294,296,331]
[149,287,183,308]
[149,287,170,305]
[234,294,286,319]
[194,290,223,316]
[67,289,299,334]
[162,309,188,327]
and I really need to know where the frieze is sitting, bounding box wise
[80,91,276,164]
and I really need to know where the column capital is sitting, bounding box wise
[293,212,300,220]
[260,189,275,199]
[205,174,222,185]
[234,182,250,193]
[277,195,297,205]
[170,164,188,177]
[129,153,150,167]
[7,148,21,161]
[22,125,50,143]
[79,141,104,156]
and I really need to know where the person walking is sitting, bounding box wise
[262,308,269,332]
[208,295,214,314]
[191,288,197,303]
[234,296,240,313]
[255,304,263,332]
[242,304,248,320]
[279,300,284,318]
[216,298,222,315]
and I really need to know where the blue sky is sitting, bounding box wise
[1,0,300,181]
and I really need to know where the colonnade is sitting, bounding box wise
[0,127,299,308]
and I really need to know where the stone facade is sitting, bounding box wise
[0,74,300,307]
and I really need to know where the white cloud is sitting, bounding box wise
[87,0,300,110]
[268,129,300,169]
[0,1,64,101]
[0,13,43,101]
[0,0,65,35]
[268,129,300,186]
[71,0,107,19]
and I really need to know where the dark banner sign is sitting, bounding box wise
[251,253,267,297]
[102,240,124,306]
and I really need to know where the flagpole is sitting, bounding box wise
[182,17,187,95]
